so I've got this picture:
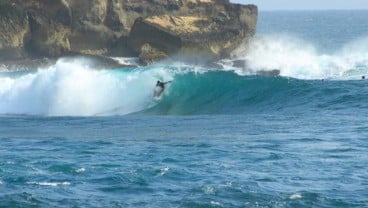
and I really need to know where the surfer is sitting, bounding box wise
[154,80,172,98]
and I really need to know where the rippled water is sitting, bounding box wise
[1,113,367,207]
[1,10,368,207]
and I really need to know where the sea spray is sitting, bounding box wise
[1,36,368,116]
[0,58,173,116]
[230,35,368,79]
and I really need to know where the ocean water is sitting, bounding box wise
[1,11,368,207]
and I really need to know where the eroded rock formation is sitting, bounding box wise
[0,0,257,65]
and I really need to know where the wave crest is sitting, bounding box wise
[230,35,368,80]
[0,58,173,116]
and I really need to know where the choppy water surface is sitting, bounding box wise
[1,10,368,207]
[1,113,367,207]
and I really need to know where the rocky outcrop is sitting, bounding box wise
[0,3,29,60]
[128,1,257,64]
[26,12,71,57]
[232,59,280,76]
[129,6,257,64]
[0,0,257,65]
[138,43,168,65]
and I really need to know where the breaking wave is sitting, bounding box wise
[228,35,368,80]
[0,35,367,116]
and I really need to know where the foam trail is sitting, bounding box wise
[0,58,173,116]
[231,35,368,80]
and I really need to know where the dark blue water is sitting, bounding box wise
[257,10,368,53]
[1,11,368,207]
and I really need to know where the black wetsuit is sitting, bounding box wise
[157,81,165,88]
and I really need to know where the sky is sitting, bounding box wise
[231,0,368,10]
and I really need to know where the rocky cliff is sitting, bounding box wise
[0,0,257,65]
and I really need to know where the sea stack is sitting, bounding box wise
[0,0,257,65]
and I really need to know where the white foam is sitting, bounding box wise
[202,185,215,194]
[289,193,303,200]
[159,167,170,176]
[210,201,222,206]
[27,181,71,186]
[231,35,368,80]
[111,57,139,66]
[0,58,174,116]
[76,168,85,173]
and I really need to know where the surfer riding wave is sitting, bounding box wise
[154,80,172,98]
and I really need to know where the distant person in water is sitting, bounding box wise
[155,80,172,98]
[362,76,365,80]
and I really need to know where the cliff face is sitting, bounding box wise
[0,3,29,60]
[0,0,257,63]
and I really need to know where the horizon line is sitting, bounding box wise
[256,8,368,11]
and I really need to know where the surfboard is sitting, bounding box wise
[154,86,164,99]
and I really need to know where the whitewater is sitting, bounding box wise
[0,10,368,208]
[1,34,368,116]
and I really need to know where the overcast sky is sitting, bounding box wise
[231,0,368,10]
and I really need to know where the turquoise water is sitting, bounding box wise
[1,11,368,207]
